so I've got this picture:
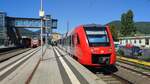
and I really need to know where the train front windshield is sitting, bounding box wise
[84,27,110,47]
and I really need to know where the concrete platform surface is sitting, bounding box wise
[30,47,63,84]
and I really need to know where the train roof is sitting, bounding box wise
[83,24,105,28]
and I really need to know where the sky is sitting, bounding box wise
[0,0,150,34]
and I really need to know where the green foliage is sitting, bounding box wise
[135,22,150,34]
[121,13,127,36]
[109,24,118,41]
[117,49,124,56]
[120,10,136,36]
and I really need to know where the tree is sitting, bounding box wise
[121,13,127,36]
[120,10,136,36]
[126,10,136,35]
[109,24,118,41]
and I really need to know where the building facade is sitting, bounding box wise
[51,33,62,42]
[119,36,150,48]
[0,12,7,46]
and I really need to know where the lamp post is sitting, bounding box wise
[45,19,48,47]
[39,0,45,60]
[67,20,69,34]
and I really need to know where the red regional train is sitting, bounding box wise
[31,38,40,48]
[58,24,116,67]
[21,37,41,48]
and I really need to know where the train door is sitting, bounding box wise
[74,33,81,60]
[70,34,75,55]
[74,33,80,46]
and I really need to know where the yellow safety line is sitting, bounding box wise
[117,56,150,67]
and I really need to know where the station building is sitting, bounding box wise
[0,12,6,45]
[119,36,150,48]
[51,32,62,42]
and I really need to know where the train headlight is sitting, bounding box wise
[91,48,94,52]
[100,50,104,54]
[109,48,112,52]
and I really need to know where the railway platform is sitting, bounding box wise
[0,46,106,84]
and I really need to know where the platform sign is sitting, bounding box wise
[15,20,41,28]
[52,19,57,29]
[40,34,47,36]
[86,31,106,35]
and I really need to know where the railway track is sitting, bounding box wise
[106,59,150,84]
[0,48,31,56]
[116,60,150,77]
[0,47,40,81]
[0,47,19,53]
[95,59,150,84]
[0,48,21,55]
[91,64,149,84]
[0,48,31,62]
[96,73,131,84]
[86,65,131,84]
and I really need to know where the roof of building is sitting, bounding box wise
[119,35,150,39]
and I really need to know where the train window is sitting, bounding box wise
[134,40,136,44]
[68,37,69,45]
[84,27,110,46]
[77,34,80,44]
[66,38,68,45]
[69,36,71,46]
[126,40,128,43]
[145,39,149,45]
[67,37,70,46]
[71,35,74,47]
[139,39,141,44]
[120,41,122,44]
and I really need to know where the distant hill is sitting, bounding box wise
[106,20,121,30]
[106,21,150,34]
[18,28,40,37]
[34,30,40,34]
[135,22,150,34]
